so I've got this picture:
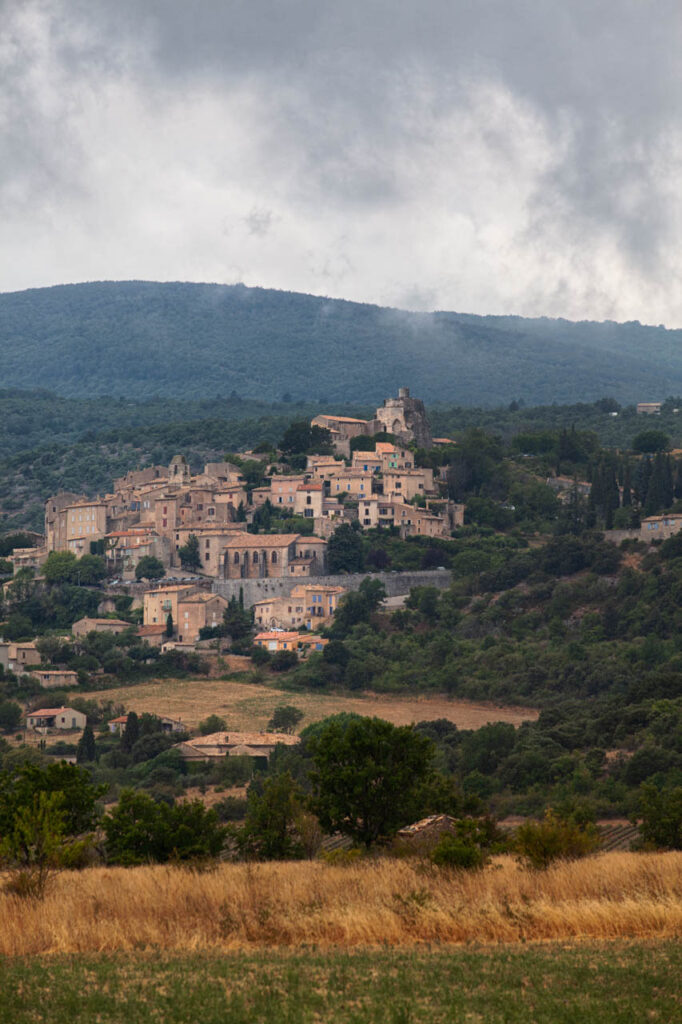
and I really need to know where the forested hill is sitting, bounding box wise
[1,280,679,405]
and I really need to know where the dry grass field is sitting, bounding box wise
[1,852,680,956]
[84,675,538,731]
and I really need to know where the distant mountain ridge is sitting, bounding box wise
[0,280,678,405]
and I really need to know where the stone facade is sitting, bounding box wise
[374,387,433,448]
[213,567,452,608]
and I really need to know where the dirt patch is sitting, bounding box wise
[83,676,538,732]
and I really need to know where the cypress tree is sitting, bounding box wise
[622,462,632,507]
[603,457,621,528]
[76,723,97,763]
[674,460,682,500]
[165,612,174,638]
[645,453,667,515]
[122,710,139,753]
[663,455,674,508]
[634,456,651,507]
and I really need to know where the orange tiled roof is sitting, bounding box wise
[189,731,301,747]
[27,706,78,717]
[255,631,302,641]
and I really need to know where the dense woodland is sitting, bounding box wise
[2,280,682,404]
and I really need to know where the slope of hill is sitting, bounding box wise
[1,281,679,404]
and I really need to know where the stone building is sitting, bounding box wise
[220,533,328,579]
[374,387,433,448]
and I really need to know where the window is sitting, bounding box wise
[253,551,259,563]
[271,551,277,563]
[205,539,210,548]
[233,552,240,563]
[205,553,210,562]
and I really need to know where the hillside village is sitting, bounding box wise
[2,388,464,654]
[2,382,682,845]
[12,388,462,582]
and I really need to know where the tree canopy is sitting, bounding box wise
[308,716,435,846]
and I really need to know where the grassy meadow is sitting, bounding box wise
[1,942,680,1023]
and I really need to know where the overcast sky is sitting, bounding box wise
[2,0,681,324]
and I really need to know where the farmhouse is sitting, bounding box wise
[72,617,132,637]
[32,669,78,689]
[176,731,300,762]
[26,706,87,731]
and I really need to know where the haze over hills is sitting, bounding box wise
[0,280,678,406]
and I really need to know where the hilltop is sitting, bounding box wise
[1,280,680,404]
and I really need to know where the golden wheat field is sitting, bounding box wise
[2,852,681,956]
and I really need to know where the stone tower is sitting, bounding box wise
[374,387,433,448]
[168,454,191,487]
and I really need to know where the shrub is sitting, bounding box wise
[430,833,485,870]
[270,650,298,672]
[267,705,304,733]
[251,645,271,666]
[637,783,682,849]
[103,790,226,865]
[198,715,227,736]
[515,810,600,869]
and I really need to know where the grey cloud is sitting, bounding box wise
[1,0,681,324]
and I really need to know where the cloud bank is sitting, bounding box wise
[1,0,681,324]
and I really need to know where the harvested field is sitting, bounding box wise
[83,676,537,731]
[1,852,680,955]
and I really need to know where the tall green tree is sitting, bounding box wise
[121,710,139,754]
[178,534,201,571]
[135,556,165,581]
[76,723,97,764]
[308,717,434,847]
[238,772,307,860]
[328,523,364,574]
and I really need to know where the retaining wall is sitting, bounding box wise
[211,569,452,606]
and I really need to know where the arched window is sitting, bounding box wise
[233,551,240,564]
[253,551,259,563]
[271,551,277,563]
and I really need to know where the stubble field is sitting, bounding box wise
[84,674,538,732]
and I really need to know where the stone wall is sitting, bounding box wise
[212,568,452,607]
[603,529,641,545]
